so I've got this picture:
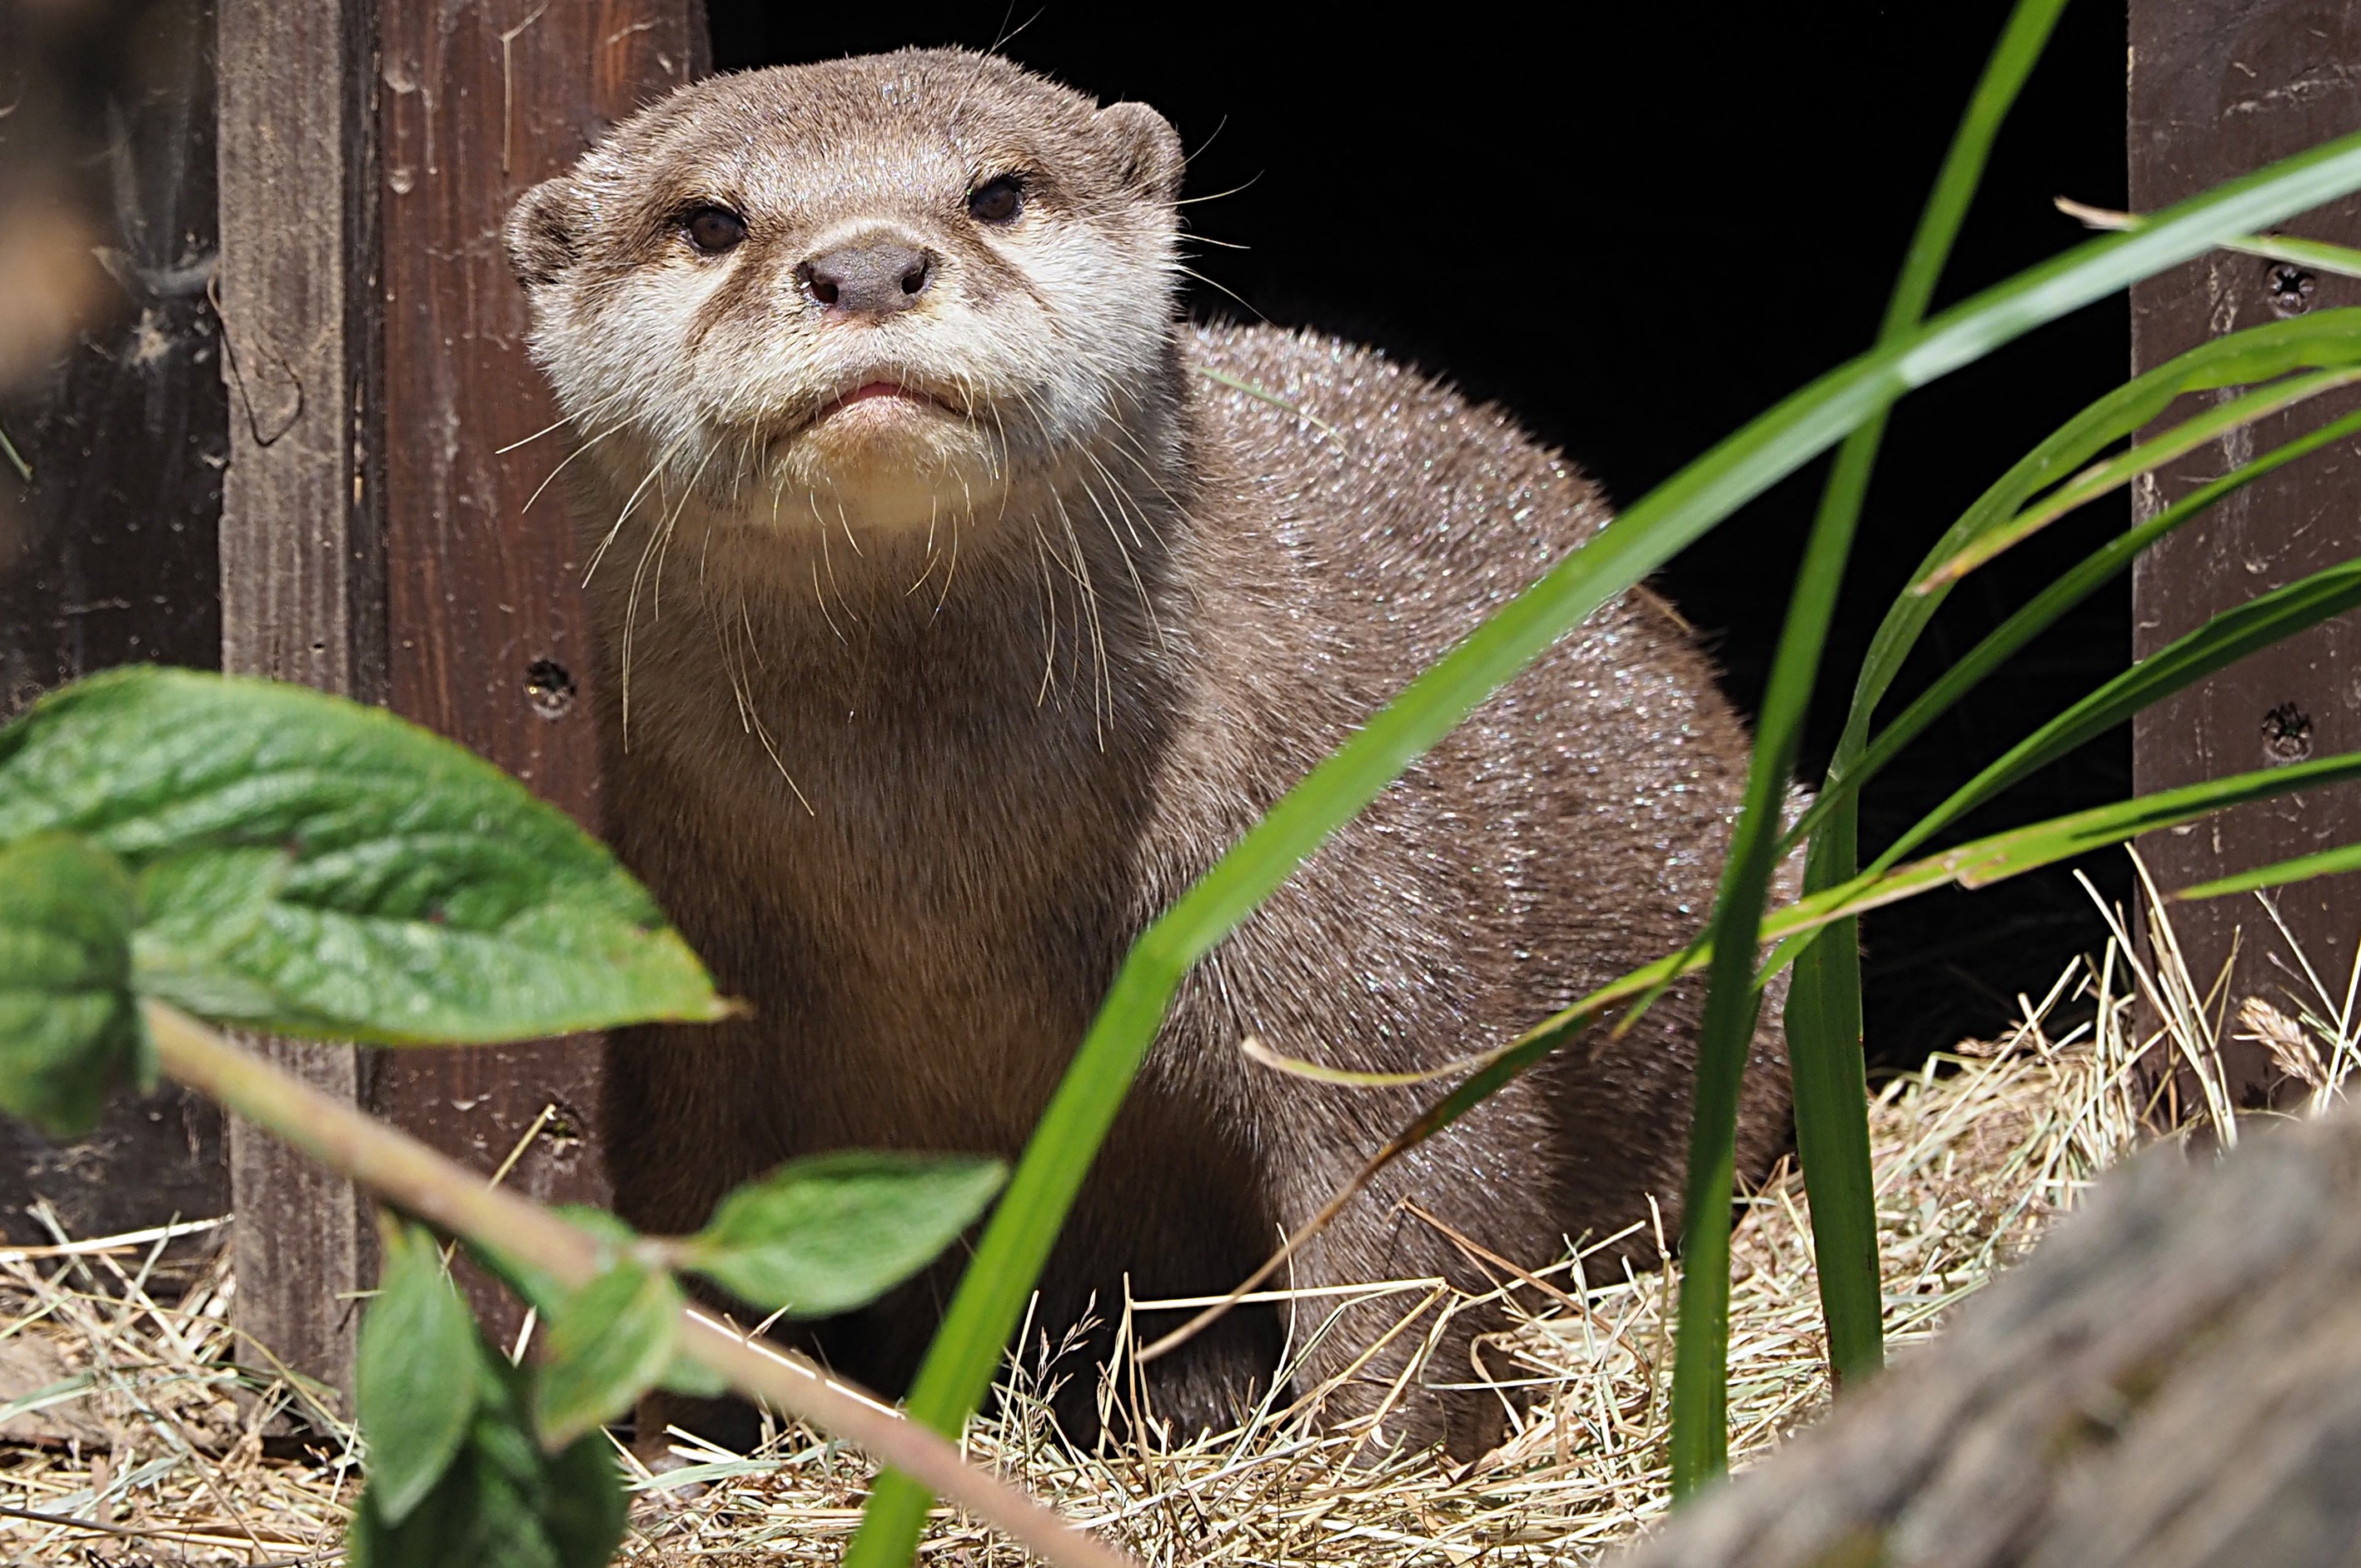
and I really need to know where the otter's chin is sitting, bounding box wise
[768,411,1009,535]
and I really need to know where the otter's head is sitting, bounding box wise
[506,50,1185,540]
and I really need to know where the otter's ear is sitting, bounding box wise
[506,175,585,289]
[1096,102,1183,202]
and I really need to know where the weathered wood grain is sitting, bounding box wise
[371,0,705,1331]
[216,0,379,1396]
[1618,1107,2361,1568]
[2129,0,2361,1103]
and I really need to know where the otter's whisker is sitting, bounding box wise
[521,422,616,516]
[822,501,863,620]
[648,439,720,624]
[1029,520,1061,707]
[933,506,964,620]
[1077,462,1164,652]
[739,588,770,674]
[810,558,849,645]
[1049,490,1113,739]
[584,431,690,589]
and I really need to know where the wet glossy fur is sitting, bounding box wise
[508,48,1791,1457]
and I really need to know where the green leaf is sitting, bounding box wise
[2175,840,2361,902]
[682,1152,1005,1318]
[1786,749,2361,933]
[0,666,729,1044]
[351,1333,624,1568]
[2060,197,2361,281]
[0,834,147,1139]
[653,1342,731,1400]
[1666,0,2076,1498]
[355,1220,480,1526]
[1779,849,1875,1365]
[539,1412,633,1566]
[469,1206,729,1401]
[470,1205,637,1320]
[1756,197,2361,1510]
[853,109,2361,1568]
[532,1256,685,1450]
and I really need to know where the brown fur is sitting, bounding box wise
[506,48,1791,1458]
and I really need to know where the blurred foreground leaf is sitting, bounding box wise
[0,834,147,1138]
[0,667,729,1044]
[355,1220,480,1525]
[469,1207,728,1401]
[351,1332,623,1568]
[533,1257,685,1450]
[682,1152,1007,1318]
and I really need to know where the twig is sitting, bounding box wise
[0,1215,228,1263]
[142,1001,1139,1568]
[0,1501,322,1564]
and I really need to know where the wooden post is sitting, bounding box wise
[215,0,705,1387]
[369,0,704,1333]
[2129,0,2361,1103]
[216,0,382,1395]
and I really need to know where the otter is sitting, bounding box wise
[505,47,1791,1458]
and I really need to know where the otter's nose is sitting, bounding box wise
[799,242,934,315]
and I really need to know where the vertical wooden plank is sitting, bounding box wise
[0,0,230,1243]
[373,0,705,1329]
[2129,0,2361,1102]
[217,0,381,1396]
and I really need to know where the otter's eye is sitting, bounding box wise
[967,175,1024,225]
[684,206,747,255]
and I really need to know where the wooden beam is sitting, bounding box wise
[2129,0,2361,1103]
[216,0,382,1395]
[371,0,705,1332]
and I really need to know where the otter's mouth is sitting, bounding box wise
[796,376,970,436]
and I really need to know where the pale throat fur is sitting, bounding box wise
[505,47,1791,1457]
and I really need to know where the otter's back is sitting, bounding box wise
[1184,321,1787,1210]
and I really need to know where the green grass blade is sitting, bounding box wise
[1481,750,2361,1124]
[1786,404,2361,855]
[1873,555,2361,873]
[1786,316,2361,1307]
[1880,746,2361,894]
[2234,233,2361,279]
[1920,365,2361,588]
[1779,831,1875,1358]
[2175,840,2361,901]
[846,124,2361,1568]
[1756,0,2070,1454]
[2060,197,2361,280]
[1831,310,2361,779]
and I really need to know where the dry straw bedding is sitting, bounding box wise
[0,884,2344,1567]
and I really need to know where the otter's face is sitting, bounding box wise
[506,51,1185,540]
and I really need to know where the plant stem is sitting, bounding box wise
[141,1001,1137,1568]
